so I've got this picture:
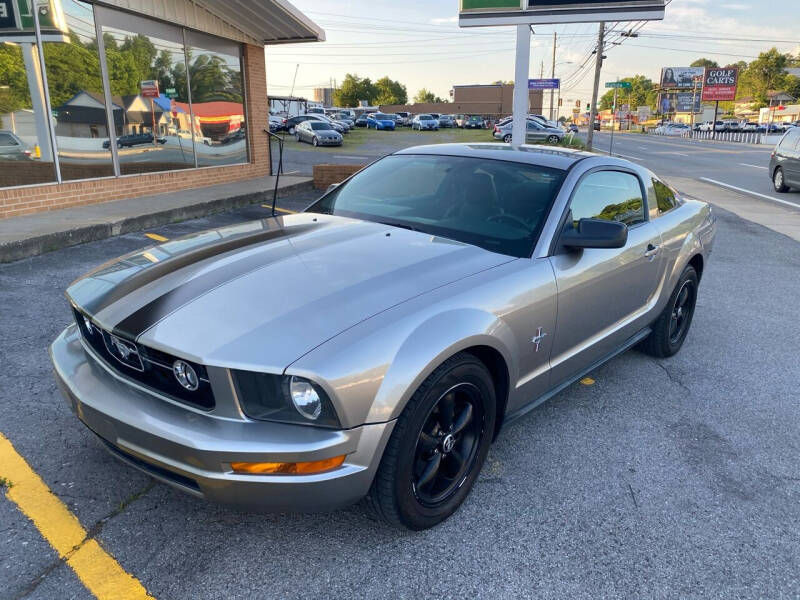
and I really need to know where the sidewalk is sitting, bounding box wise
[0,174,312,263]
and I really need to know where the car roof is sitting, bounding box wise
[394,143,595,170]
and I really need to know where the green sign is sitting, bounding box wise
[165,87,178,99]
[606,81,632,89]
[461,0,521,10]
[0,0,67,35]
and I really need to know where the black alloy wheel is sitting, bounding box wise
[669,279,696,345]
[366,353,496,530]
[639,264,699,358]
[412,383,483,507]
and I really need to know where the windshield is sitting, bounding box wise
[374,114,389,120]
[309,122,333,131]
[419,115,433,120]
[307,154,566,258]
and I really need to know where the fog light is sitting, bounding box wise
[289,376,322,420]
[231,455,346,475]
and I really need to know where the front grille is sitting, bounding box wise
[72,307,215,411]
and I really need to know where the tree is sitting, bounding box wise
[119,34,157,86]
[414,88,436,103]
[690,58,719,69]
[739,48,790,106]
[598,75,653,111]
[374,76,407,105]
[333,74,377,107]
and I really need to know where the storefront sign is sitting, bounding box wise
[528,78,560,90]
[459,0,665,26]
[701,68,739,102]
[140,80,160,98]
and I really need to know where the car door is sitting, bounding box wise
[548,168,665,385]
[526,120,545,142]
[780,129,800,185]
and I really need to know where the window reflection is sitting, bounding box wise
[44,0,113,180]
[0,41,56,186]
[184,37,247,167]
[101,11,193,175]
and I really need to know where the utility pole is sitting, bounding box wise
[586,22,605,151]
[550,32,557,121]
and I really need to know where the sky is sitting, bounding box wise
[266,0,800,116]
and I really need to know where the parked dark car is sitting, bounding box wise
[439,115,455,128]
[463,116,484,129]
[103,133,166,149]
[285,115,313,135]
[770,127,800,193]
[355,114,370,127]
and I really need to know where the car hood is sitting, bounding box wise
[67,214,514,371]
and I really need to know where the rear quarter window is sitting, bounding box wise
[649,178,678,218]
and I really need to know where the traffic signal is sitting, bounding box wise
[586,103,590,111]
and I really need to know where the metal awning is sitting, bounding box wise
[195,0,325,44]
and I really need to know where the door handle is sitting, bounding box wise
[644,244,660,260]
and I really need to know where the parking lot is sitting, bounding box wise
[2,138,800,598]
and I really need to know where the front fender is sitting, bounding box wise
[367,308,517,424]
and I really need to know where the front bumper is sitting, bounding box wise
[318,138,342,146]
[50,326,395,512]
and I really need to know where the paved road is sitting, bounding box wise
[588,131,800,209]
[2,162,800,598]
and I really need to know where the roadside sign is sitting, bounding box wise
[0,0,68,40]
[528,78,560,90]
[140,80,160,98]
[605,81,632,89]
[459,0,665,27]
[165,87,178,99]
[659,67,705,89]
[0,0,21,30]
[701,68,739,102]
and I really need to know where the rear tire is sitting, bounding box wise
[503,134,512,143]
[639,265,699,358]
[365,353,496,530]
[547,135,560,144]
[773,167,789,193]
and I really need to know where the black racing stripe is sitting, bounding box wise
[74,222,316,316]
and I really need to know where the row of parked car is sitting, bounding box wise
[693,120,798,133]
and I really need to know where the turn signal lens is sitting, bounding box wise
[231,455,346,475]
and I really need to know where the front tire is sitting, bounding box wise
[312,137,319,147]
[773,167,789,193]
[547,135,560,144]
[503,134,512,143]
[366,353,496,530]
[639,265,699,358]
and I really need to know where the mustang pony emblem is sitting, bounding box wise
[532,328,548,352]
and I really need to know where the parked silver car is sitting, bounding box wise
[0,130,33,160]
[51,144,715,530]
[494,119,564,144]
[411,114,439,131]
[295,120,342,146]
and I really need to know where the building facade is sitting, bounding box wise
[313,87,334,106]
[0,0,323,219]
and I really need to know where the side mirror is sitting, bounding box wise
[325,183,340,194]
[560,218,628,249]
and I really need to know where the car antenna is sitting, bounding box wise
[263,63,298,217]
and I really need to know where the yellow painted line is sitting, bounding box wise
[0,434,153,599]
[580,377,596,386]
[144,233,168,242]
[261,205,297,214]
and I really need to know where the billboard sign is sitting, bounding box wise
[140,80,160,98]
[459,0,665,27]
[528,78,560,90]
[660,67,705,89]
[658,92,701,114]
[702,67,739,102]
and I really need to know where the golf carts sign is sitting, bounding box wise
[701,68,739,102]
[459,0,665,26]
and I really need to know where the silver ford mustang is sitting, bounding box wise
[50,143,716,530]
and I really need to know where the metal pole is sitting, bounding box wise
[609,85,617,156]
[512,24,531,146]
[31,4,60,181]
[550,32,556,121]
[712,100,719,140]
[585,22,604,152]
[94,10,120,176]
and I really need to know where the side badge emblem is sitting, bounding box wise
[532,327,548,352]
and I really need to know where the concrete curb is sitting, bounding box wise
[0,179,313,263]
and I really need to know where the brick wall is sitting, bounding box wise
[312,164,365,190]
[0,43,270,220]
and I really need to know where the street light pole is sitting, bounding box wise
[550,32,557,121]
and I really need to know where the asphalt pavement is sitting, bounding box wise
[2,144,800,599]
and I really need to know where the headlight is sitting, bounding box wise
[232,371,341,428]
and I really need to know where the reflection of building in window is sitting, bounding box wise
[175,101,243,141]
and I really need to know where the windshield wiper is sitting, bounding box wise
[374,220,423,233]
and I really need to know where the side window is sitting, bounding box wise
[0,133,18,146]
[651,178,678,215]
[781,129,800,150]
[570,171,645,227]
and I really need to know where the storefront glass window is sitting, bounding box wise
[42,0,114,181]
[0,39,56,186]
[186,31,248,167]
[98,7,193,175]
